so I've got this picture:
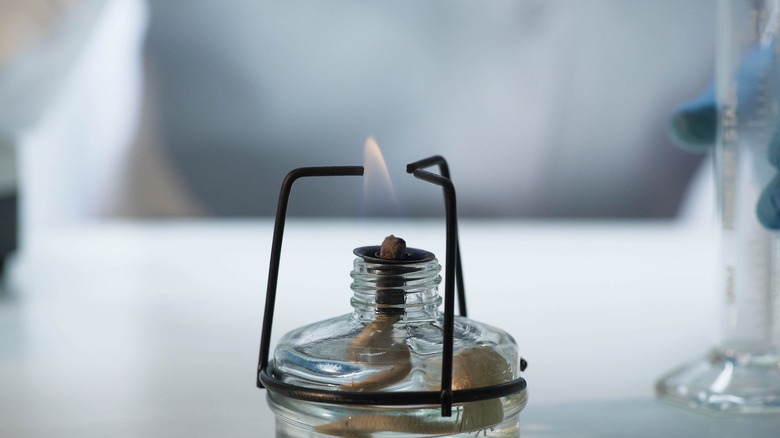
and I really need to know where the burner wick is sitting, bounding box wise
[380,235,406,260]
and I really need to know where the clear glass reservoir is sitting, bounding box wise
[266,246,527,437]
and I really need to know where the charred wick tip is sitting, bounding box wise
[380,235,406,260]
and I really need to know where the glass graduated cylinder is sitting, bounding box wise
[656,0,780,414]
[716,0,780,352]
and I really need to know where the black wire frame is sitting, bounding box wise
[256,159,527,417]
[406,155,467,318]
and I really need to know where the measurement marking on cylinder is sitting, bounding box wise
[726,265,736,306]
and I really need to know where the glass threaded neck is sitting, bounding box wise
[350,256,442,321]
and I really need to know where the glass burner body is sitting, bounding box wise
[267,250,527,437]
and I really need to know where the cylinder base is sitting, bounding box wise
[656,348,780,414]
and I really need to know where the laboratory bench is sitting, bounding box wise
[1,219,777,437]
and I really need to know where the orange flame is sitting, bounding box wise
[363,137,401,215]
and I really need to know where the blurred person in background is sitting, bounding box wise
[139,0,716,218]
[1,0,716,226]
[0,0,153,271]
[0,0,156,234]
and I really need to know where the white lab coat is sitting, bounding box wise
[0,0,149,248]
[0,0,718,225]
[145,0,716,217]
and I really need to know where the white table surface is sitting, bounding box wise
[1,219,777,437]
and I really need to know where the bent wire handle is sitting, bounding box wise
[406,155,468,317]
[406,156,460,416]
[254,161,522,419]
[406,156,467,318]
[257,166,364,388]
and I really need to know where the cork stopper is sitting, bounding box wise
[353,238,433,263]
[380,235,406,260]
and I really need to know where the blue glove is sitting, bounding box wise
[669,84,716,152]
[669,46,780,229]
